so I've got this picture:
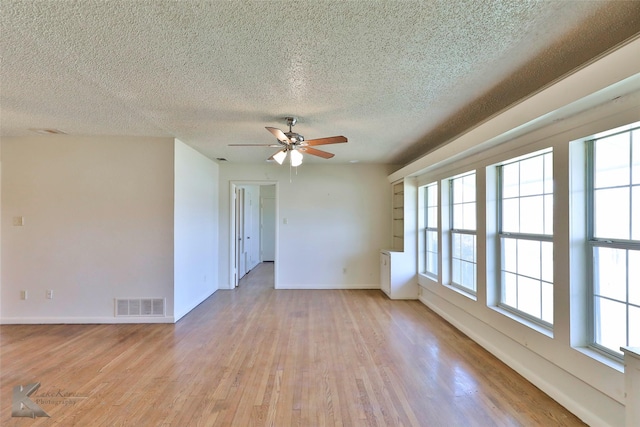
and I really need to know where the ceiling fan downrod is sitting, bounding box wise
[284,116,303,144]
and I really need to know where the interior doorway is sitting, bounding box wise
[230,181,277,288]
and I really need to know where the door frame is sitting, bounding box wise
[229,180,278,289]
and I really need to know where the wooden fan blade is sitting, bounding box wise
[265,127,290,143]
[304,136,347,146]
[299,147,334,159]
[228,143,281,147]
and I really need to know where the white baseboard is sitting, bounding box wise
[0,316,175,324]
[275,284,379,290]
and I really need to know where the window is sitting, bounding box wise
[424,182,438,277]
[498,150,553,326]
[588,125,640,357]
[450,172,476,293]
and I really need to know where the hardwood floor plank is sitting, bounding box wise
[1,262,586,426]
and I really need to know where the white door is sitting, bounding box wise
[236,187,246,282]
[242,188,252,276]
[261,197,276,261]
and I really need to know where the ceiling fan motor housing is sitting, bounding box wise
[285,132,304,144]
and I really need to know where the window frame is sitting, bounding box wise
[449,171,477,294]
[586,125,640,359]
[497,149,554,329]
[424,182,439,279]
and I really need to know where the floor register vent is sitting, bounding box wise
[115,298,165,317]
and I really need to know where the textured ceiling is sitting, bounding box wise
[1,1,639,167]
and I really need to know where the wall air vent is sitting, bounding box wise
[115,298,165,317]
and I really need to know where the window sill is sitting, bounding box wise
[418,272,438,284]
[417,275,477,301]
[442,283,477,301]
[573,346,624,373]
[488,305,554,339]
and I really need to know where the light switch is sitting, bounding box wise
[13,216,24,226]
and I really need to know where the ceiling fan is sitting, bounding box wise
[229,117,347,166]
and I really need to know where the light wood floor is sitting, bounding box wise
[1,262,585,426]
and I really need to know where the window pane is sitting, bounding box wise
[594,247,627,302]
[630,306,640,348]
[427,206,438,228]
[541,281,553,324]
[452,259,461,284]
[518,276,541,318]
[503,272,517,307]
[544,153,553,194]
[517,239,541,279]
[502,163,519,199]
[594,133,630,189]
[633,186,640,241]
[502,198,519,233]
[453,204,463,229]
[427,230,438,252]
[427,184,438,206]
[520,155,544,196]
[541,241,553,283]
[594,297,626,354]
[633,130,640,185]
[544,194,553,235]
[463,174,476,203]
[462,203,476,230]
[452,233,461,258]
[452,173,475,232]
[453,179,463,204]
[461,261,475,291]
[503,238,517,273]
[520,196,544,235]
[427,252,438,276]
[629,249,640,306]
[461,234,475,262]
[594,188,630,240]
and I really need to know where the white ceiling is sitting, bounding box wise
[1,1,639,168]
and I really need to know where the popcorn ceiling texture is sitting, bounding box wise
[1,1,639,166]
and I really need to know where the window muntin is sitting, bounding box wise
[589,126,640,357]
[498,150,554,326]
[424,182,438,277]
[450,172,476,293]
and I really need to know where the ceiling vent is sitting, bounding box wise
[115,298,165,317]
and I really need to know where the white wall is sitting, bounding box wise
[218,163,392,289]
[1,136,175,323]
[173,140,219,321]
[260,185,276,262]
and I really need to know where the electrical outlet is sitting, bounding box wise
[46,290,53,299]
[21,290,27,300]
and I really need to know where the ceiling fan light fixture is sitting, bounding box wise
[273,150,287,165]
[290,150,303,167]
